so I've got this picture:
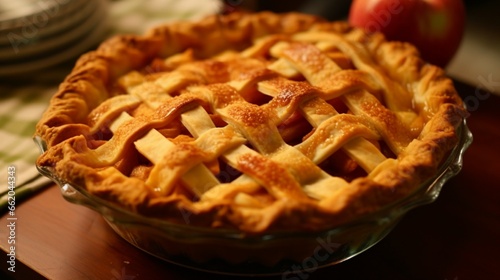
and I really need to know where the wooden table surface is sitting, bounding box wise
[1,80,499,280]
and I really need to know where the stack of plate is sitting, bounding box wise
[0,0,109,77]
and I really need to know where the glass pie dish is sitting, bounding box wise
[34,118,472,276]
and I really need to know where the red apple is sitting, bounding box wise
[348,0,466,68]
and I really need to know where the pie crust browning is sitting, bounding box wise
[35,12,467,233]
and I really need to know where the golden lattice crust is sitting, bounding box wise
[36,12,467,233]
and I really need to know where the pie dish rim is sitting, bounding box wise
[33,118,472,272]
[34,11,469,234]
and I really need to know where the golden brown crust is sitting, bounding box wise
[35,12,467,233]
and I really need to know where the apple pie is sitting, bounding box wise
[35,12,467,233]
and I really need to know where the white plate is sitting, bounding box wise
[0,0,87,26]
[0,0,109,77]
[0,0,89,47]
[0,0,101,61]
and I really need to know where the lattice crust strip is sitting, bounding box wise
[82,33,407,206]
[36,12,467,232]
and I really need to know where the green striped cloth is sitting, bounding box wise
[0,85,56,207]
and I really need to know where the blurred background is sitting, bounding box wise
[0,0,498,93]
